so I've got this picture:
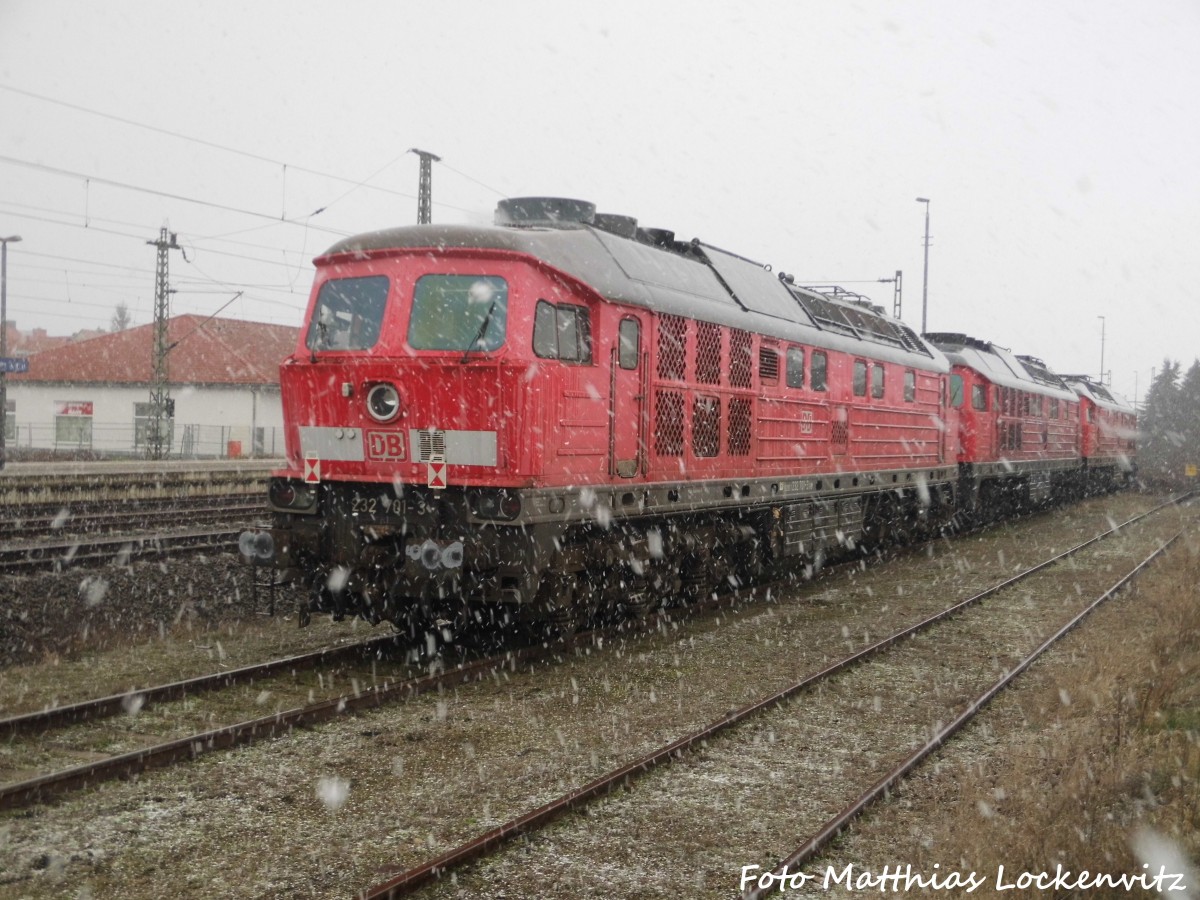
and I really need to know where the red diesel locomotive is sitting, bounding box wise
[1062,375,1139,490]
[245,197,1134,635]
[925,335,1086,511]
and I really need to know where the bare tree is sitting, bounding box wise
[111,302,132,332]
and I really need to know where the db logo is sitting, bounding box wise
[366,431,406,461]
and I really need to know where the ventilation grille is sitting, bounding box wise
[759,346,779,382]
[728,397,752,456]
[657,315,686,381]
[831,420,849,449]
[417,429,446,462]
[730,330,753,388]
[696,321,721,385]
[654,390,684,456]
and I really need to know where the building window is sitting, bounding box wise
[532,300,591,363]
[786,347,805,389]
[134,401,176,449]
[811,351,828,391]
[853,360,868,397]
[55,400,94,449]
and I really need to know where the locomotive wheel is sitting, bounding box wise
[731,537,766,588]
[863,493,900,549]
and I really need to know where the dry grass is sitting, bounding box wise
[843,530,1200,896]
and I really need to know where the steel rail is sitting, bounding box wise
[0,500,264,540]
[0,633,405,737]
[0,527,243,572]
[2,495,1185,815]
[0,543,817,809]
[741,530,1185,899]
[0,645,529,809]
[358,497,1189,899]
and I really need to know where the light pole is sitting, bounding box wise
[916,198,931,333]
[0,234,21,471]
[1097,315,1106,384]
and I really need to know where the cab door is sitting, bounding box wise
[609,315,646,477]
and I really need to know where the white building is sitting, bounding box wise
[6,315,299,458]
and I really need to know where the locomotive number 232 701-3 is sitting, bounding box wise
[349,493,398,521]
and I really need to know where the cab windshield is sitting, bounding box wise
[408,275,507,352]
[306,276,389,351]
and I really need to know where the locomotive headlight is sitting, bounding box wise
[467,489,522,521]
[269,478,317,513]
[366,383,401,422]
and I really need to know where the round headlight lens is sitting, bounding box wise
[366,383,401,422]
[269,480,297,507]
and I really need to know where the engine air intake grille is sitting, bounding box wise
[417,429,446,462]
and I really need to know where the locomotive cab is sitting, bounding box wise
[263,211,650,632]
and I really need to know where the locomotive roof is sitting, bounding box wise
[1061,376,1136,414]
[924,333,1077,401]
[319,223,949,373]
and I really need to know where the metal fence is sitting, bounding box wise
[4,421,286,460]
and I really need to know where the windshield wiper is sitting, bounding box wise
[460,299,498,364]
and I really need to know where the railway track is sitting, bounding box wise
[1,487,270,571]
[0,492,1186,897]
[0,634,421,809]
[0,526,251,572]
[0,498,264,542]
[0,461,271,508]
[2,495,1184,812]
[0,554,797,810]
[357,496,1192,898]
[739,534,1182,900]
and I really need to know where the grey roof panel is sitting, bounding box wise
[696,242,816,324]
[319,223,949,372]
[929,337,1076,400]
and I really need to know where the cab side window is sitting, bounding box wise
[618,318,639,370]
[972,384,987,411]
[949,374,964,408]
[853,360,868,396]
[786,347,805,389]
[811,351,828,391]
[533,300,592,363]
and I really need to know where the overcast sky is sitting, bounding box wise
[1,1,1197,402]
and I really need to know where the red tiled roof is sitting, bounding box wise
[3,323,75,356]
[10,315,300,386]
